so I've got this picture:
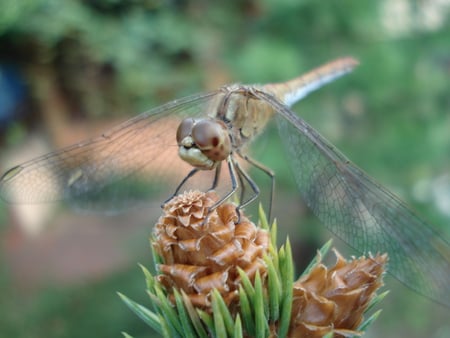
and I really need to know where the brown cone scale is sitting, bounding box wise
[152,191,270,310]
[288,250,387,337]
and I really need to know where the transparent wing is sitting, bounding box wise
[0,91,224,211]
[255,91,450,308]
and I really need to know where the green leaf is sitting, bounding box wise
[121,332,134,338]
[118,293,162,334]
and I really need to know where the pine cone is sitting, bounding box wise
[152,190,270,311]
[288,249,387,337]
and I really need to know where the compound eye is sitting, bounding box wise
[192,119,231,161]
[192,119,224,149]
[176,118,196,144]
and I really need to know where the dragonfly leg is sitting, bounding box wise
[208,157,260,224]
[162,167,200,206]
[236,163,246,206]
[237,152,275,220]
[233,160,260,209]
[209,156,239,212]
[208,162,222,192]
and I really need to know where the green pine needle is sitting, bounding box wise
[154,285,183,336]
[366,290,390,313]
[258,203,269,230]
[211,295,227,338]
[150,236,163,266]
[357,309,383,333]
[181,291,209,338]
[233,315,243,338]
[139,264,155,291]
[174,289,197,338]
[236,268,256,302]
[117,292,161,334]
[277,239,294,338]
[211,289,235,336]
[159,313,173,338]
[253,272,267,337]
[238,285,254,335]
[197,310,213,334]
[264,253,281,321]
[300,239,333,277]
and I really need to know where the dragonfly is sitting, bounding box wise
[1,57,449,308]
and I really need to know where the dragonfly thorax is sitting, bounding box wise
[176,117,231,170]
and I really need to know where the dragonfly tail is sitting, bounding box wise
[264,57,359,107]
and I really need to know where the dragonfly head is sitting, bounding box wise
[177,118,231,170]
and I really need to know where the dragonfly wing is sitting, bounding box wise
[255,91,450,308]
[0,91,221,211]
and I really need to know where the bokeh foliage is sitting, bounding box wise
[0,0,449,337]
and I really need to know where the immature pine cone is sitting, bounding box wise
[152,190,270,311]
[288,250,387,338]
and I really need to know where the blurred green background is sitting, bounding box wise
[0,0,449,337]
